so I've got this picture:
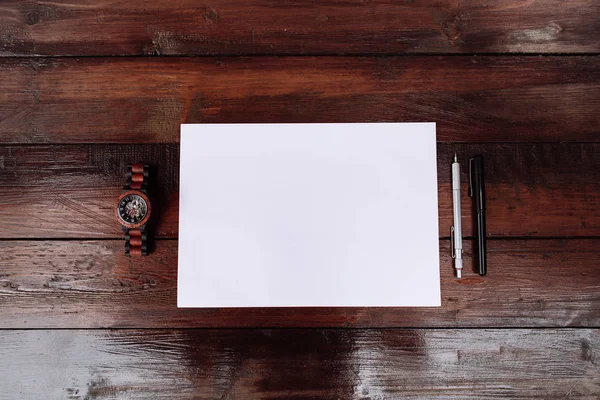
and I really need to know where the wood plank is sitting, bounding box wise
[1,143,598,239]
[0,145,180,238]
[1,1,599,56]
[0,239,598,328]
[0,329,598,398]
[0,57,598,143]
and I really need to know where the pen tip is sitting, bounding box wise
[453,154,458,163]
[457,270,461,278]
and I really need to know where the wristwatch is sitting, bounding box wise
[116,164,152,256]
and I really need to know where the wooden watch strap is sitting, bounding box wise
[125,163,149,191]
[123,163,150,256]
[125,229,148,256]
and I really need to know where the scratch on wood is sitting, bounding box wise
[37,1,99,9]
[54,194,114,228]
[509,22,563,43]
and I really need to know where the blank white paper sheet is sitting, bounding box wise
[178,123,440,308]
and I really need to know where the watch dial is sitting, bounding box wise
[118,194,148,225]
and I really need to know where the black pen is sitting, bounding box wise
[469,155,487,276]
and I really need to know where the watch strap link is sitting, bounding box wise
[125,163,149,191]
[123,163,150,257]
[125,229,148,256]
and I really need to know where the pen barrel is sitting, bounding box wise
[452,162,460,190]
[470,155,486,276]
[451,161,463,269]
[452,189,463,252]
[476,210,487,275]
[455,258,463,270]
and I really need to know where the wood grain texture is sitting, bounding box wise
[1,0,599,56]
[0,0,598,394]
[1,239,598,328]
[1,57,598,143]
[0,329,598,399]
[1,143,598,239]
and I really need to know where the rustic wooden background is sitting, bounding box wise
[1,0,599,398]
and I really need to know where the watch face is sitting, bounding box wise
[117,193,149,225]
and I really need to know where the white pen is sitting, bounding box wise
[451,154,463,278]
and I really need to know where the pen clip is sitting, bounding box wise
[468,157,474,197]
[450,226,456,258]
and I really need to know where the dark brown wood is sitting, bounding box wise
[0,0,597,392]
[0,0,598,56]
[0,329,598,398]
[1,57,598,143]
[0,144,180,238]
[1,143,598,239]
[1,239,598,328]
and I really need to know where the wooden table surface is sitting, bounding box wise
[1,1,599,398]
